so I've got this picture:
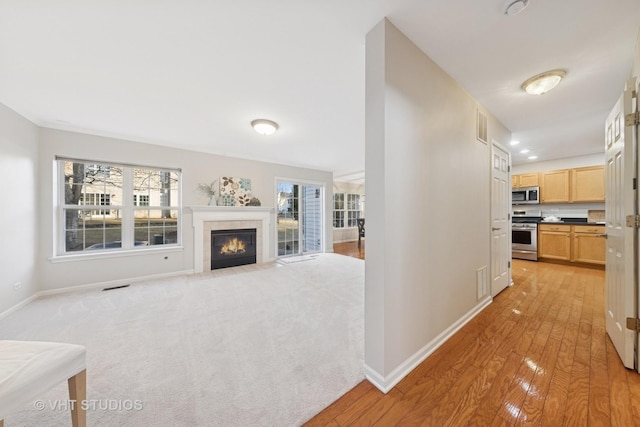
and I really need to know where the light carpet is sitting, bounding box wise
[0,253,364,426]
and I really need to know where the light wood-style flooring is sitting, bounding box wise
[305,259,640,426]
[333,241,365,260]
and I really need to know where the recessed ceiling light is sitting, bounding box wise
[528,155,538,160]
[251,119,279,136]
[520,149,530,154]
[521,70,566,95]
[510,140,521,146]
[504,0,529,16]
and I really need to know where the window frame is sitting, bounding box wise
[346,193,361,228]
[55,158,182,258]
[333,193,345,228]
[333,192,363,229]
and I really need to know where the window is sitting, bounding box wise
[57,159,181,254]
[80,193,111,215]
[333,192,362,229]
[133,194,150,206]
[347,194,361,227]
[333,193,344,228]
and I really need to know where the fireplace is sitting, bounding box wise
[211,228,257,270]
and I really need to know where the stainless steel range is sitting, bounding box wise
[512,209,542,261]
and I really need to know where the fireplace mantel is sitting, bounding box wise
[188,206,274,273]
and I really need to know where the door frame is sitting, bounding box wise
[274,177,326,257]
[490,140,512,296]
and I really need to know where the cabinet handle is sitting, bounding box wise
[596,234,607,239]
[492,227,501,231]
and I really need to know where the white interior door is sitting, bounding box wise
[604,77,637,369]
[491,142,511,296]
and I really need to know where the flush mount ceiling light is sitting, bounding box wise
[251,119,278,136]
[510,140,520,146]
[528,155,538,160]
[521,70,566,95]
[504,0,529,16]
[520,149,530,154]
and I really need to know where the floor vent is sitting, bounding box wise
[102,284,130,291]
[477,109,488,144]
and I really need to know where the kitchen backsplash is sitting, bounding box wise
[537,203,605,219]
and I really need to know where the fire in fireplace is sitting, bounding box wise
[211,228,257,270]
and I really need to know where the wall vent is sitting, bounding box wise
[477,109,488,144]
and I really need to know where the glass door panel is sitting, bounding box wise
[277,181,323,257]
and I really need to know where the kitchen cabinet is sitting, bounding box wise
[538,224,606,265]
[512,173,539,188]
[572,225,606,265]
[571,166,605,202]
[540,170,570,203]
[538,224,571,260]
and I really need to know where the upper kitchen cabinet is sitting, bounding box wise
[540,169,570,203]
[571,165,605,202]
[512,173,539,189]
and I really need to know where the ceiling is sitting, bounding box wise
[1,1,639,184]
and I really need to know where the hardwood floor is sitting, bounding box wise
[305,259,640,426]
[333,241,365,260]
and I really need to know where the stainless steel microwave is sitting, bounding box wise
[512,186,539,205]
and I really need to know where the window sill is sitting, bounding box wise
[49,245,184,263]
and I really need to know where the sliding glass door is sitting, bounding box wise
[276,181,323,257]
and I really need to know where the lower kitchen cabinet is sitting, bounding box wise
[572,225,606,265]
[538,224,605,265]
[538,224,571,260]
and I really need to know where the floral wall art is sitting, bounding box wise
[219,177,252,206]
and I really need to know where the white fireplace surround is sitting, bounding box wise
[189,206,274,273]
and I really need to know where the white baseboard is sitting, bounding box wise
[39,269,195,297]
[364,295,493,394]
[0,270,195,319]
[0,293,40,321]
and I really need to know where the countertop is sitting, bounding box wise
[539,220,605,226]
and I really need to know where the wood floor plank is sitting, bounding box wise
[606,337,635,427]
[332,241,364,260]
[306,260,639,426]
[303,381,375,426]
[625,368,640,423]
[563,360,590,426]
[515,337,562,426]
[588,355,611,427]
[467,351,524,427]
[541,366,571,426]
[333,387,398,426]
[444,352,507,427]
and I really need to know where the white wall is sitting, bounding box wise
[332,181,365,243]
[0,104,40,314]
[633,29,640,77]
[37,128,333,291]
[512,153,604,174]
[364,19,511,390]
